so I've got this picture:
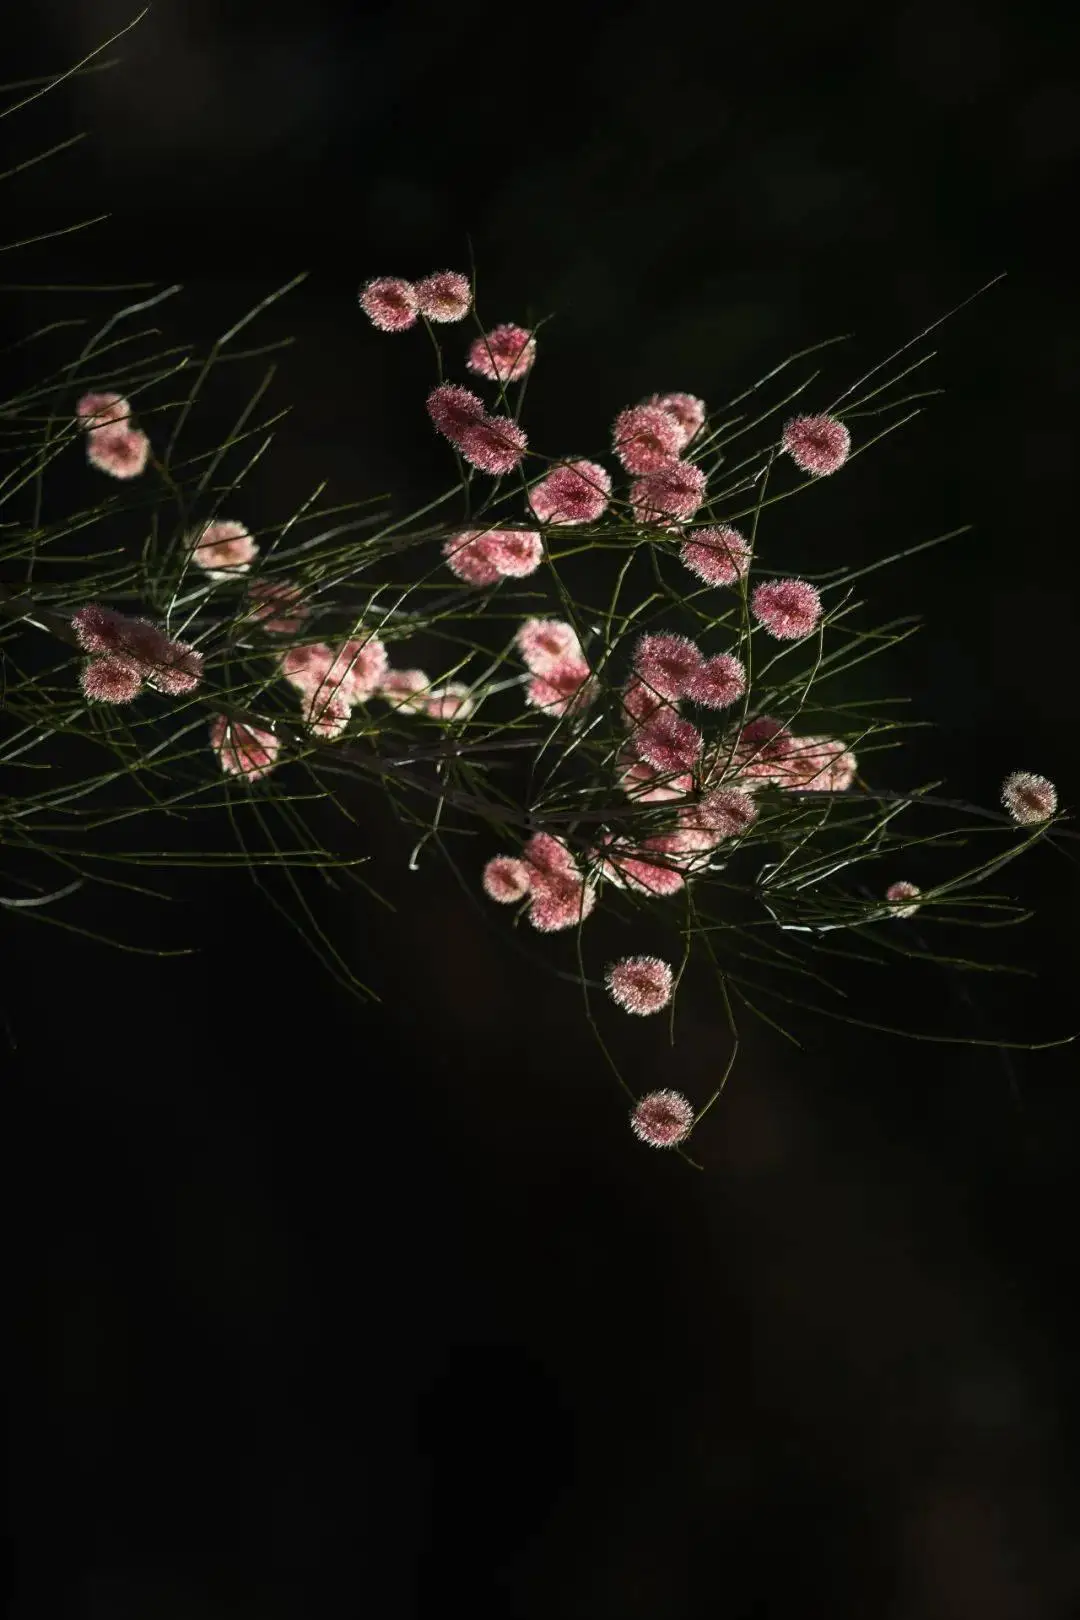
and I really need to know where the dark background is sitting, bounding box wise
[4,1,1080,1615]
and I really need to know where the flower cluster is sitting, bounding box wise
[482,833,596,932]
[76,390,150,480]
[71,603,203,703]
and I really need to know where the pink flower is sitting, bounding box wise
[306,693,352,738]
[632,709,703,775]
[486,528,543,577]
[1001,770,1058,825]
[681,785,758,839]
[379,668,431,713]
[647,392,706,449]
[146,637,203,696]
[72,603,170,662]
[617,748,693,803]
[528,460,611,525]
[188,519,258,579]
[597,836,686,897]
[885,880,921,919]
[209,717,280,782]
[526,657,596,717]
[280,642,337,696]
[424,683,475,721]
[783,735,857,793]
[415,271,471,323]
[751,578,822,641]
[359,276,419,332]
[630,460,707,523]
[80,655,143,704]
[630,1089,695,1148]
[679,526,751,588]
[427,383,487,441]
[457,415,528,475]
[76,391,129,428]
[443,530,502,586]
[332,636,389,702]
[684,653,746,712]
[612,404,682,474]
[515,617,583,674]
[620,678,668,731]
[633,633,703,702]
[524,833,579,878]
[782,413,851,476]
[246,579,309,633]
[606,955,674,1016]
[482,855,532,903]
[723,717,796,784]
[520,834,595,932]
[467,323,536,383]
[86,424,150,479]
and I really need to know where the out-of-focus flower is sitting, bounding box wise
[246,579,310,633]
[379,668,432,713]
[75,391,130,428]
[885,880,921,918]
[482,855,532,903]
[86,423,150,479]
[515,618,584,675]
[525,657,596,717]
[424,683,475,721]
[188,519,259,580]
[209,717,281,782]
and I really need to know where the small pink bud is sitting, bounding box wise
[80,655,143,704]
[630,1089,695,1148]
[457,415,528,475]
[415,271,471,323]
[515,618,583,675]
[467,323,536,383]
[782,413,851,476]
[86,424,150,479]
[359,276,419,332]
[606,955,674,1016]
[679,525,750,587]
[885,880,921,918]
[427,383,487,441]
[209,717,280,782]
[646,392,706,449]
[76,391,129,428]
[633,710,703,775]
[612,404,682,474]
[482,855,533,903]
[528,460,611,525]
[751,578,822,641]
[188,519,259,579]
[424,682,474,721]
[684,652,746,711]
[631,461,706,523]
[1001,770,1058,825]
[246,579,309,633]
[633,633,703,702]
[379,669,431,713]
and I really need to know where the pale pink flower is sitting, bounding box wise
[443,530,502,586]
[688,785,758,838]
[606,955,674,1016]
[528,870,596,932]
[751,578,822,641]
[146,637,204,696]
[1001,770,1058,825]
[612,404,682,474]
[75,390,130,428]
[631,461,706,523]
[359,276,419,332]
[71,604,170,663]
[515,618,583,675]
[528,460,611,525]
[458,415,528,475]
[633,633,703,702]
[482,855,532,903]
[80,655,143,704]
[188,519,259,579]
[595,834,686,897]
[332,636,389,702]
[526,657,596,717]
[617,749,694,803]
[679,525,751,588]
[782,413,851,476]
[631,1089,694,1148]
[71,604,202,698]
[209,717,280,782]
[424,683,475,721]
[885,880,921,919]
[620,677,668,731]
[379,668,431,713]
[305,692,352,738]
[485,528,544,578]
[427,382,487,441]
[647,392,706,449]
[86,424,150,479]
[246,579,309,633]
[467,323,536,383]
[280,642,337,696]
[723,717,796,785]
[415,271,471,323]
[523,832,579,878]
[632,709,703,775]
[783,735,857,792]
[684,652,746,711]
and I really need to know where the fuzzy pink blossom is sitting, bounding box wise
[723,717,797,785]
[606,956,674,1016]
[188,519,259,580]
[146,637,204,696]
[621,677,668,731]
[415,271,471,323]
[442,530,502,586]
[80,655,143,704]
[485,528,544,578]
[885,880,922,919]
[595,835,687,897]
[690,785,759,839]
[71,604,170,663]
[523,832,579,879]
[359,276,419,332]
[280,642,337,695]
[631,461,707,523]
[245,579,310,633]
[1001,770,1058,825]
[86,424,150,479]
[457,415,528,476]
[76,391,130,428]
[684,652,746,711]
[379,668,431,713]
[467,323,536,383]
[782,413,851,476]
[630,1089,695,1148]
[528,460,611,525]
[515,618,583,675]
[482,855,533,903]
[783,735,857,793]
[426,382,487,441]
[209,717,281,782]
[72,605,202,698]
[332,636,389,702]
[751,578,822,641]
[647,392,706,449]
[525,657,596,717]
[424,683,475,721]
[612,404,682,474]
[306,695,351,738]
[632,709,703,775]
[617,748,694,803]
[633,633,703,702]
[528,870,596,932]
[679,526,751,588]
